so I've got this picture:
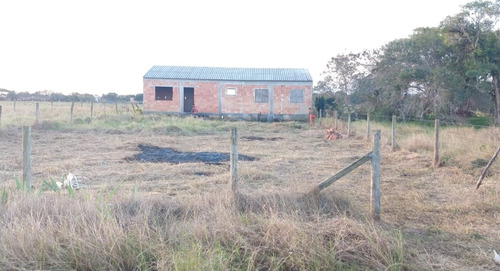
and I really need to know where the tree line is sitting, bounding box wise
[315,0,500,124]
[0,88,143,103]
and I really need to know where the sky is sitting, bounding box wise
[0,0,474,96]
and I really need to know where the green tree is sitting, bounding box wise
[6,91,18,101]
[441,0,500,123]
[134,93,143,102]
[101,92,119,102]
[321,51,371,113]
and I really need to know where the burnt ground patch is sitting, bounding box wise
[125,144,258,164]
[242,136,284,141]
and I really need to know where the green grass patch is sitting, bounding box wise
[468,115,490,129]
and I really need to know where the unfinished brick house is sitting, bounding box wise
[143,65,313,121]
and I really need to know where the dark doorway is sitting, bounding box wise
[184,87,194,113]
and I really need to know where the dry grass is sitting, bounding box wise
[1,102,500,270]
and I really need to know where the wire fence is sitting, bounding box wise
[317,111,500,180]
[0,101,141,127]
[3,102,500,179]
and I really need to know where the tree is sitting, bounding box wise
[373,27,453,120]
[6,91,18,101]
[134,93,143,102]
[321,51,371,113]
[313,95,336,116]
[441,0,500,123]
[101,92,119,102]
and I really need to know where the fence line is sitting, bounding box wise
[0,101,143,126]
[320,111,500,175]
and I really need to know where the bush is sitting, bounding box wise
[468,115,490,129]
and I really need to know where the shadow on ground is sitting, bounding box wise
[125,144,258,164]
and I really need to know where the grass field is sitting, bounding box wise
[1,101,500,270]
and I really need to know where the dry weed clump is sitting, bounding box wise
[400,132,434,153]
[0,189,406,270]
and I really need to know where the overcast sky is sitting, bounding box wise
[0,0,473,95]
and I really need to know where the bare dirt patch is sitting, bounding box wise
[241,135,284,141]
[125,144,257,164]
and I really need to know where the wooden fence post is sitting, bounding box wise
[90,102,94,124]
[115,102,119,113]
[23,126,32,190]
[13,100,16,111]
[230,127,239,196]
[35,103,40,125]
[70,101,75,124]
[392,115,396,151]
[334,110,338,130]
[434,119,440,168]
[347,112,351,138]
[366,112,371,139]
[103,102,106,115]
[371,130,381,221]
[0,105,2,127]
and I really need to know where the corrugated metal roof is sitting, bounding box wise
[143,65,312,82]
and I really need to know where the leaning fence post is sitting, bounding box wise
[230,127,239,196]
[70,101,75,124]
[23,126,32,190]
[35,102,40,125]
[434,119,440,168]
[371,130,381,221]
[391,115,396,151]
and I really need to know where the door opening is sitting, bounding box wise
[183,87,194,113]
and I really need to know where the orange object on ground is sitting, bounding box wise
[309,114,316,126]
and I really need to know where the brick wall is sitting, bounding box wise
[143,79,181,112]
[184,81,219,113]
[144,79,312,115]
[273,85,312,114]
[221,84,271,114]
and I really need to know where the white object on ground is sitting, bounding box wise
[494,250,500,264]
[63,173,85,190]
